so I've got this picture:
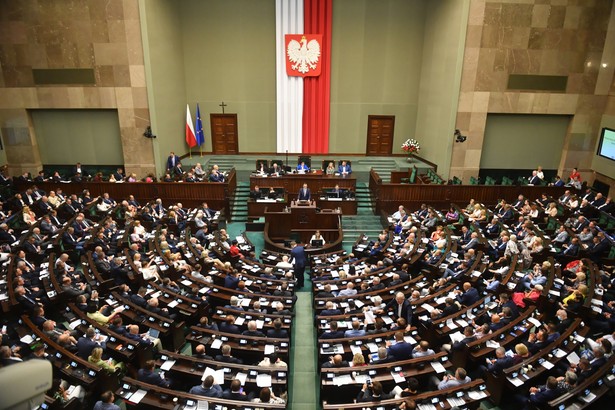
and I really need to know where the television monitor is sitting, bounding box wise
[597,127,615,160]
[311,239,324,247]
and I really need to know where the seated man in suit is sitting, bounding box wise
[138,360,172,387]
[268,162,284,176]
[527,376,562,406]
[208,166,225,182]
[386,331,413,361]
[322,354,349,368]
[215,344,243,364]
[222,379,252,401]
[266,318,289,338]
[483,346,515,375]
[320,321,346,339]
[455,282,480,306]
[189,375,223,398]
[329,184,345,198]
[298,183,311,201]
[296,161,310,172]
[250,185,263,200]
[242,320,266,337]
[357,380,393,402]
[338,160,352,175]
[76,327,106,360]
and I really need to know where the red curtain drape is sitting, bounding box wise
[303,0,332,153]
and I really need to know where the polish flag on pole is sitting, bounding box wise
[185,104,197,148]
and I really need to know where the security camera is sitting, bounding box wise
[454,129,467,143]
[143,126,156,139]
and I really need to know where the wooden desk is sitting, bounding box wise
[263,203,343,254]
[247,198,288,218]
[250,173,356,194]
[316,197,357,215]
[118,376,286,409]
[14,168,237,217]
[265,202,341,237]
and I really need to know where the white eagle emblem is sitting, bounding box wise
[287,36,321,74]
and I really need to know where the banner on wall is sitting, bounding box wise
[285,34,322,77]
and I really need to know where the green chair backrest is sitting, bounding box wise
[409,167,417,184]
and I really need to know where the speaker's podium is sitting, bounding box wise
[263,200,343,254]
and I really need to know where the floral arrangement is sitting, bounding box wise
[401,138,420,155]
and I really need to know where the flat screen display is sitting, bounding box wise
[597,127,615,160]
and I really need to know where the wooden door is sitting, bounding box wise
[210,114,239,154]
[366,115,395,155]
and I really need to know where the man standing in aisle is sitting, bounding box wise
[290,241,307,289]
[166,151,180,173]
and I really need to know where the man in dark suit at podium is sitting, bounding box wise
[298,183,311,201]
[290,241,306,289]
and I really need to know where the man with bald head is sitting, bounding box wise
[385,292,413,330]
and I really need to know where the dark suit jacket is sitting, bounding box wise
[298,188,311,201]
[166,155,180,171]
[529,386,560,405]
[338,164,352,174]
[138,368,170,387]
[215,354,243,364]
[388,341,413,360]
[357,390,393,402]
[222,391,249,401]
[385,299,413,324]
[452,336,477,351]
[76,337,104,360]
[458,288,480,306]
[320,330,346,339]
[219,322,241,334]
[130,294,148,308]
[290,245,307,268]
[266,328,289,338]
[487,356,514,374]
[320,309,342,316]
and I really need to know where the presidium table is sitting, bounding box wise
[263,201,344,255]
[248,171,357,219]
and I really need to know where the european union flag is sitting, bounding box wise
[195,103,205,146]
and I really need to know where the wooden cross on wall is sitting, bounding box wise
[219,101,227,114]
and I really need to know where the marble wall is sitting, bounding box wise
[0,0,154,176]
[451,0,614,183]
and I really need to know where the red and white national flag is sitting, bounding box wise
[285,34,322,77]
[185,104,197,148]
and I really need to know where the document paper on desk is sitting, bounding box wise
[128,389,147,404]
[235,372,248,385]
[256,373,272,387]
[160,359,176,371]
[332,374,353,386]
[202,367,225,384]
[507,377,524,387]
[345,342,364,355]
[210,339,223,350]
[430,361,446,373]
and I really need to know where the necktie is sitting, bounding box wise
[398,303,402,318]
